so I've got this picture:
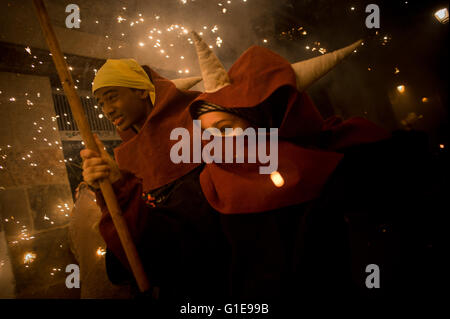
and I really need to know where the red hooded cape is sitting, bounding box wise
[187,45,391,214]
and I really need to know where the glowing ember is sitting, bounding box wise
[23,252,36,264]
[96,247,106,256]
[397,85,405,93]
[270,171,285,188]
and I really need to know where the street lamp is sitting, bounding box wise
[434,8,449,24]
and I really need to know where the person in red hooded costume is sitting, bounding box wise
[81,31,400,311]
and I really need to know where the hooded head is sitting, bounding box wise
[185,34,391,216]
[189,31,363,136]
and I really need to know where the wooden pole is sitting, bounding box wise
[32,0,150,293]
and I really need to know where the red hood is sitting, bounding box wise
[188,45,391,213]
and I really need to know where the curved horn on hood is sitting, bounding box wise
[191,31,231,93]
[171,76,202,90]
[292,39,363,92]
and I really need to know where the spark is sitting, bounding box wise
[23,252,36,264]
[270,171,285,187]
[96,247,106,256]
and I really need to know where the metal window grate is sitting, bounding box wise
[52,93,116,132]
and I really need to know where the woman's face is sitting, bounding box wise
[95,86,152,131]
[198,111,251,134]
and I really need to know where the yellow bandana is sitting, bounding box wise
[92,58,156,105]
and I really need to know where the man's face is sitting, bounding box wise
[95,86,151,131]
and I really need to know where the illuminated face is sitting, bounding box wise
[198,111,251,134]
[95,86,152,131]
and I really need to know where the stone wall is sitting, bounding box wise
[0,71,79,298]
